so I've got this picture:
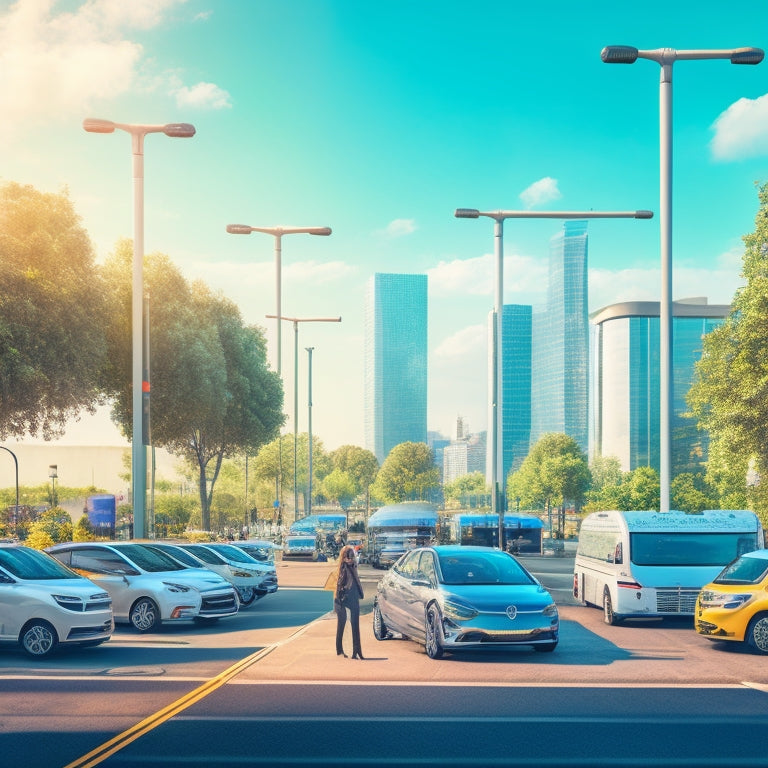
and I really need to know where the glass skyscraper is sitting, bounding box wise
[500,304,532,480]
[364,273,428,464]
[591,298,729,473]
[531,220,589,453]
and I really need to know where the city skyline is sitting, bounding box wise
[2,1,767,454]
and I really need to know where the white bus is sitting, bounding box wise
[573,509,763,624]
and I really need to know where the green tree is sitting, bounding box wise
[671,472,718,513]
[100,244,284,531]
[370,442,440,504]
[321,469,357,510]
[688,183,768,524]
[508,434,590,532]
[329,445,379,501]
[73,515,96,542]
[589,455,623,493]
[443,471,489,508]
[0,182,107,439]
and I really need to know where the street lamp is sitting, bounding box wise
[455,208,653,549]
[267,315,341,520]
[225,225,332,376]
[0,446,19,523]
[600,45,763,512]
[306,347,315,517]
[84,117,196,538]
[48,464,58,508]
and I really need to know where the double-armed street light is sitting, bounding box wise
[84,118,196,538]
[454,208,653,549]
[600,44,763,512]
[266,315,341,519]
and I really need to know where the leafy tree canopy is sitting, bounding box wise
[371,442,440,504]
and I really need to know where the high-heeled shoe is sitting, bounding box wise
[337,650,348,657]
[351,650,364,660]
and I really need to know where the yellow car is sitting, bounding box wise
[695,549,768,653]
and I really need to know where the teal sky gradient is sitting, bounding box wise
[2,0,767,451]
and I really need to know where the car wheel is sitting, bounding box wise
[534,642,558,653]
[373,602,390,641]
[746,613,768,654]
[425,605,444,659]
[603,589,621,625]
[237,587,257,606]
[130,597,160,632]
[20,620,58,659]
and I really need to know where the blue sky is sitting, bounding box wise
[2,0,767,454]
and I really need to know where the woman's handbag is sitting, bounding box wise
[323,570,338,591]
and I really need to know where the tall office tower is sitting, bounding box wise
[364,273,428,464]
[500,304,532,480]
[530,220,589,453]
[590,298,729,473]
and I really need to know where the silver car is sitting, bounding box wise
[373,545,559,658]
[0,544,113,658]
[46,542,238,632]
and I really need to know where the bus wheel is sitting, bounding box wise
[603,589,622,625]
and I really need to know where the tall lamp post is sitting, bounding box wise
[0,447,19,522]
[48,464,58,508]
[600,45,763,512]
[267,315,341,520]
[306,347,315,516]
[454,208,653,548]
[84,118,196,538]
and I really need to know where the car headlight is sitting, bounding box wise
[442,598,478,621]
[163,581,193,593]
[53,594,83,611]
[542,603,559,618]
[700,591,753,610]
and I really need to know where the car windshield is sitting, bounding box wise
[149,545,200,568]
[181,546,226,565]
[437,551,535,586]
[713,554,768,585]
[118,544,185,572]
[0,547,81,580]
[629,532,758,566]
[238,544,273,562]
[287,538,314,547]
[209,544,255,564]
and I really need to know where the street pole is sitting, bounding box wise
[455,208,653,546]
[306,346,314,517]
[84,118,195,538]
[600,44,763,511]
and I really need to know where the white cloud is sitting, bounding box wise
[283,259,356,285]
[710,93,768,160]
[434,324,485,359]
[376,218,417,238]
[0,0,224,135]
[175,81,232,110]
[519,177,562,209]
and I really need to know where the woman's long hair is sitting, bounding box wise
[335,544,356,578]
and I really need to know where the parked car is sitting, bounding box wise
[0,544,113,658]
[282,535,317,560]
[199,543,278,598]
[695,549,768,653]
[231,539,278,565]
[161,542,275,606]
[373,545,559,658]
[45,542,238,632]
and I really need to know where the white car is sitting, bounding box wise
[45,542,238,632]
[148,542,267,607]
[177,543,278,605]
[0,544,113,658]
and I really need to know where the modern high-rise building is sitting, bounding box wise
[530,220,589,453]
[500,304,532,480]
[590,298,729,473]
[364,273,428,464]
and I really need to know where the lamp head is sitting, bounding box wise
[601,46,639,64]
[454,208,480,219]
[730,47,764,64]
[83,118,115,134]
[309,227,332,236]
[226,224,253,235]
[635,210,654,219]
[164,123,196,138]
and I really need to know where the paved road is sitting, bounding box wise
[2,558,767,767]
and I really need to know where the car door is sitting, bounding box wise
[67,547,139,621]
[395,551,434,639]
[0,566,22,642]
[378,551,418,635]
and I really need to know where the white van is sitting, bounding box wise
[573,510,763,624]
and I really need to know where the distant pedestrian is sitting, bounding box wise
[334,544,365,659]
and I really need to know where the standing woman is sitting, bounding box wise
[334,544,365,659]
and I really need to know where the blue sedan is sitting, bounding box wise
[373,545,559,658]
